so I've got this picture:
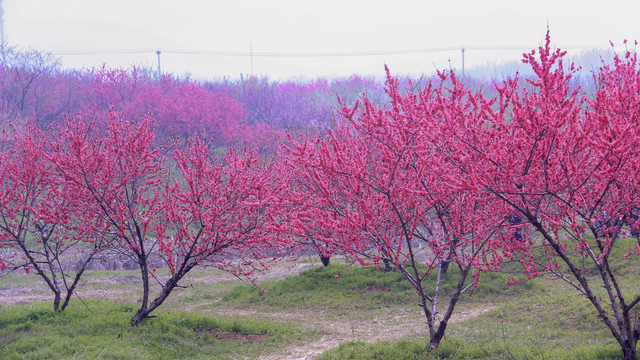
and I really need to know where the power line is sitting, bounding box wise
[163,46,463,57]
[51,47,461,57]
[53,49,157,55]
[50,44,609,58]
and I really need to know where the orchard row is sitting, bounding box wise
[0,48,398,150]
[1,33,640,358]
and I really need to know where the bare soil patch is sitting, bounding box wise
[195,329,269,343]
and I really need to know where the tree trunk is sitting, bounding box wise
[427,266,468,351]
[130,307,149,325]
[439,260,450,277]
[52,291,61,313]
[619,336,638,360]
[622,345,636,360]
[440,239,459,277]
[429,325,447,350]
[383,258,393,272]
[131,283,176,325]
[131,257,150,325]
[60,266,87,312]
[319,253,331,267]
[130,265,193,325]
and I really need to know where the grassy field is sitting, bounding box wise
[0,246,637,359]
[0,300,311,360]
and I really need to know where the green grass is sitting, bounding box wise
[313,238,640,360]
[0,272,49,289]
[316,288,629,359]
[0,299,314,360]
[317,338,625,360]
[2,236,639,360]
[223,265,413,309]
[222,263,538,310]
[543,236,640,281]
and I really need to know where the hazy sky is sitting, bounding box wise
[3,0,640,80]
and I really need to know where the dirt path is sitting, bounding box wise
[256,304,495,360]
[205,303,496,360]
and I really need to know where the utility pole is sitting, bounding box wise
[156,50,161,78]
[0,0,6,63]
[250,43,254,74]
[461,47,465,76]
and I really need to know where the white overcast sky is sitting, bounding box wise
[3,0,640,80]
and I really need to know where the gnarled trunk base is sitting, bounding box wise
[319,254,331,267]
[622,345,636,360]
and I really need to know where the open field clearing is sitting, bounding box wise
[0,252,632,359]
